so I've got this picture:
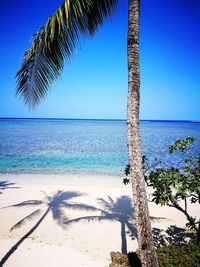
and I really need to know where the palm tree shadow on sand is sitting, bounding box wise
[64,195,165,254]
[0,190,97,266]
[1,193,189,266]
[0,180,19,195]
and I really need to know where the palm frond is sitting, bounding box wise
[10,209,41,232]
[64,215,105,225]
[150,216,167,222]
[126,221,137,238]
[51,206,69,225]
[62,202,98,211]
[0,181,16,187]
[47,191,82,204]
[16,0,118,109]
[3,200,43,209]
[0,180,19,194]
[98,197,114,211]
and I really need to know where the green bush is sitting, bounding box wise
[109,243,200,267]
[124,137,200,242]
[157,242,200,267]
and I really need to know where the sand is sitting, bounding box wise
[0,174,198,267]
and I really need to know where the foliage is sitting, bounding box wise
[16,0,117,109]
[123,164,131,185]
[123,137,200,242]
[109,242,200,267]
[168,136,195,153]
[157,242,200,267]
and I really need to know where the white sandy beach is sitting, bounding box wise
[0,174,198,267]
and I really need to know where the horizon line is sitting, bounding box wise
[0,117,199,123]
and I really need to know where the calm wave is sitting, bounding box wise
[0,119,200,175]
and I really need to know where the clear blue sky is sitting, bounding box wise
[0,0,200,120]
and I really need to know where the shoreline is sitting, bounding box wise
[0,173,124,188]
[0,173,198,266]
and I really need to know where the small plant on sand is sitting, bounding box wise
[124,137,200,243]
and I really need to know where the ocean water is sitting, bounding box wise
[0,119,200,176]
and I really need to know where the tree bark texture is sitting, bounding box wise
[127,0,159,266]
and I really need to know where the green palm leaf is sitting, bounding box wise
[16,0,117,109]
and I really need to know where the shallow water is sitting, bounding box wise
[0,119,200,175]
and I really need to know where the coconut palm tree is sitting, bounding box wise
[126,1,158,266]
[0,190,96,265]
[16,0,158,265]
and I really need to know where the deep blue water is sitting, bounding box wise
[0,119,200,175]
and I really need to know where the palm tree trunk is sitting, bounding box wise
[127,0,159,266]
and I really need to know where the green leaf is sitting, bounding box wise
[16,0,118,109]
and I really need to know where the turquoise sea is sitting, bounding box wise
[0,119,200,175]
